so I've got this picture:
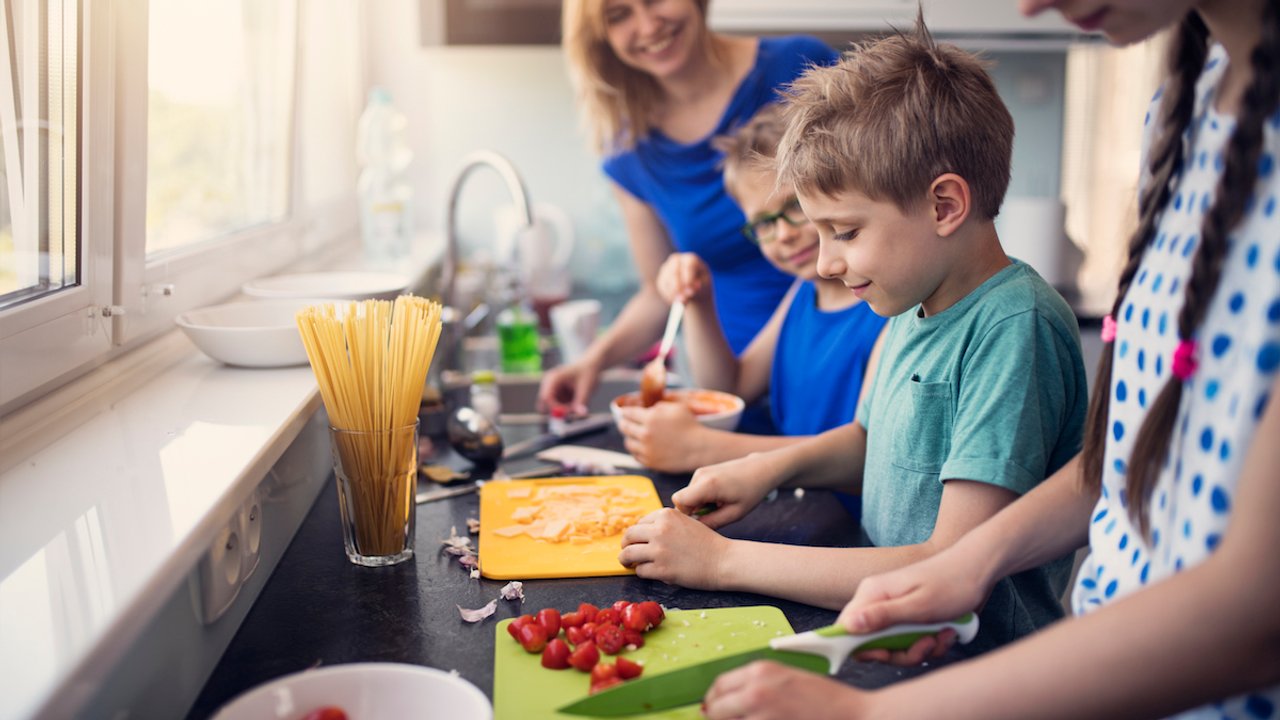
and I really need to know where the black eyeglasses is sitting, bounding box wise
[741,197,808,244]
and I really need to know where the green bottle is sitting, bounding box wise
[497,301,541,374]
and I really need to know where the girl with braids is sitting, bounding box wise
[699,1,1280,719]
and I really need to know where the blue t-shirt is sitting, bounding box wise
[603,35,839,354]
[1073,45,1280,719]
[771,281,886,435]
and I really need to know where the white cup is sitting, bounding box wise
[550,299,602,364]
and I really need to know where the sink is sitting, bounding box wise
[439,367,643,417]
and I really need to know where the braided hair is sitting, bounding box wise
[1081,5,1280,535]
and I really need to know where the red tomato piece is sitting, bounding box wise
[541,638,571,669]
[637,601,665,629]
[561,610,585,628]
[577,603,599,622]
[622,603,652,632]
[615,657,644,680]
[300,708,348,720]
[536,608,562,638]
[621,628,645,649]
[517,622,548,653]
[589,676,623,695]
[590,661,619,684]
[568,640,599,672]
[595,608,620,626]
[580,621,598,640]
[565,625,589,646]
[611,600,631,612]
[595,624,625,655]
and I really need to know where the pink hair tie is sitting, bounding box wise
[1172,339,1199,381]
[1100,315,1117,343]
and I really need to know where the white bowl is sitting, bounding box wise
[177,298,335,368]
[210,662,492,720]
[611,388,745,432]
[242,271,411,301]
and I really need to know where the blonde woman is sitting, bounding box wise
[538,0,836,422]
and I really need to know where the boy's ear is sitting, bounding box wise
[928,173,970,238]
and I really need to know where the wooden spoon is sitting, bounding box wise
[640,300,685,407]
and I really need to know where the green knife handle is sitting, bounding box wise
[772,613,979,674]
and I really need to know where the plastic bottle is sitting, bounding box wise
[469,369,501,425]
[494,272,542,375]
[356,87,413,267]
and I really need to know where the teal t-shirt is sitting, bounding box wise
[855,260,1087,650]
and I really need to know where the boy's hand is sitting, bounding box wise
[616,402,705,473]
[836,547,988,666]
[671,452,784,528]
[655,252,711,305]
[618,508,729,589]
[537,359,599,416]
[702,660,866,720]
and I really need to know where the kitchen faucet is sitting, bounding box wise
[436,150,536,377]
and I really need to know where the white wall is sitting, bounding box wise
[363,0,636,298]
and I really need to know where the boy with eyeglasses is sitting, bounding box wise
[620,23,1086,654]
[615,104,887,477]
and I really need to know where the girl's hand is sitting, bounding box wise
[836,547,989,666]
[655,252,711,305]
[616,402,706,473]
[618,508,729,589]
[702,661,868,720]
[671,452,786,528]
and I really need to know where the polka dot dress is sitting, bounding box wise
[1071,45,1280,719]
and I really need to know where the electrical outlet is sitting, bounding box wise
[196,518,242,625]
[239,488,262,581]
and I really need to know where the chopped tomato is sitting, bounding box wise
[615,657,644,680]
[561,610,586,628]
[611,600,632,612]
[621,628,645,649]
[637,601,665,628]
[595,608,621,626]
[589,676,623,695]
[594,624,625,655]
[622,603,652,632]
[536,607,562,638]
[590,661,619,684]
[579,621,598,640]
[568,640,600,672]
[541,638,571,669]
[577,603,599,622]
[565,625,590,646]
[517,622,548,653]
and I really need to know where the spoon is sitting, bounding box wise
[640,300,685,407]
[446,406,505,464]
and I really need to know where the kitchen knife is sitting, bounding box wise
[557,613,978,717]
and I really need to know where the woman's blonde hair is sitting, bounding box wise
[562,0,712,153]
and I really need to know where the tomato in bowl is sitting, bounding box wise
[610,388,745,432]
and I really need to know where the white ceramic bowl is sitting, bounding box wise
[242,271,411,301]
[610,388,746,432]
[177,298,336,368]
[210,662,492,720]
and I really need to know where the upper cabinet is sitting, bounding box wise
[419,0,561,46]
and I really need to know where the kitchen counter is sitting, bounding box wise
[188,425,976,718]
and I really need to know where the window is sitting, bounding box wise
[0,0,362,413]
[0,0,79,310]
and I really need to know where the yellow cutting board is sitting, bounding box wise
[478,475,661,580]
[494,606,798,720]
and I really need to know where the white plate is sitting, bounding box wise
[177,298,340,368]
[242,271,411,301]
[210,663,492,720]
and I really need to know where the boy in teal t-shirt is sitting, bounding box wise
[618,19,1087,652]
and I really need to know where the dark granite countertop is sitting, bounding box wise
[188,426,971,718]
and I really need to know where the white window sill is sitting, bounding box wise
[0,236,445,719]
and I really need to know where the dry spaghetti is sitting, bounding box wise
[297,296,443,558]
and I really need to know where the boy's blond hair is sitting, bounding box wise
[562,0,714,154]
[775,17,1013,220]
[712,103,787,203]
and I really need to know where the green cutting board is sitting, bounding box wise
[493,605,796,719]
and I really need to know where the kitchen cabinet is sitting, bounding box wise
[187,425,979,717]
